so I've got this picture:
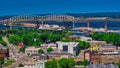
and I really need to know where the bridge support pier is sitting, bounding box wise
[72,21,75,30]
[104,20,107,32]
[87,20,90,29]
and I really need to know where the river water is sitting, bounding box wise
[0,21,120,30]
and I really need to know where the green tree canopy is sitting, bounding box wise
[45,60,57,68]
[39,49,44,54]
[47,47,53,53]
[0,57,4,64]
[83,59,89,66]
[58,58,75,68]
[19,46,25,52]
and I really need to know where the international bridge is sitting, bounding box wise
[0,14,120,31]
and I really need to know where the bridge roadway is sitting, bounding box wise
[1,18,120,23]
[0,14,120,23]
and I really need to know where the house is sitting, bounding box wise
[0,49,9,58]
[25,47,41,56]
[56,41,80,56]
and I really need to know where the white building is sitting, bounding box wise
[18,60,46,68]
[56,41,80,56]
[80,36,92,41]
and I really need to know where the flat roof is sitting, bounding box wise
[56,41,79,47]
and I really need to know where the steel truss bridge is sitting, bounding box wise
[0,14,120,31]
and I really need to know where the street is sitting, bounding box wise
[2,37,27,68]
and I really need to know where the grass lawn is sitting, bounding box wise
[5,60,16,66]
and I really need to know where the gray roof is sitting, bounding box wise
[86,63,118,68]
[103,64,118,68]
[100,45,116,49]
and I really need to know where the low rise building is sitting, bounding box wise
[56,41,80,56]
[22,58,46,68]
[23,23,36,27]
[99,44,117,54]
[31,54,48,60]
[88,41,107,47]
[31,52,73,61]
[67,36,92,41]
[0,44,9,58]
[67,36,81,41]
[39,24,65,30]
[80,36,92,41]
[84,44,120,64]
[25,47,41,56]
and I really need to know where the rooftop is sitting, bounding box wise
[100,45,116,49]
[56,41,79,47]
[86,63,118,68]
[25,47,41,50]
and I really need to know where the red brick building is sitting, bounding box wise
[0,49,9,58]
[84,50,101,64]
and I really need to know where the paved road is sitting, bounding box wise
[2,37,27,68]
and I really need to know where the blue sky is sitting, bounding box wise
[0,0,120,16]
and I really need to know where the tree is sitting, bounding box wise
[58,58,75,68]
[83,59,89,66]
[118,62,120,68]
[39,49,44,54]
[45,60,57,68]
[19,46,25,52]
[67,58,75,68]
[90,32,120,46]
[47,47,53,53]
[65,32,73,38]
[19,63,24,67]
[0,57,4,64]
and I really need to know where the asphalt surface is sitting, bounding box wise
[2,37,27,68]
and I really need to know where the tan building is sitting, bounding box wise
[23,23,36,27]
[67,36,81,41]
[88,41,107,47]
[99,45,117,54]
[25,47,41,56]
